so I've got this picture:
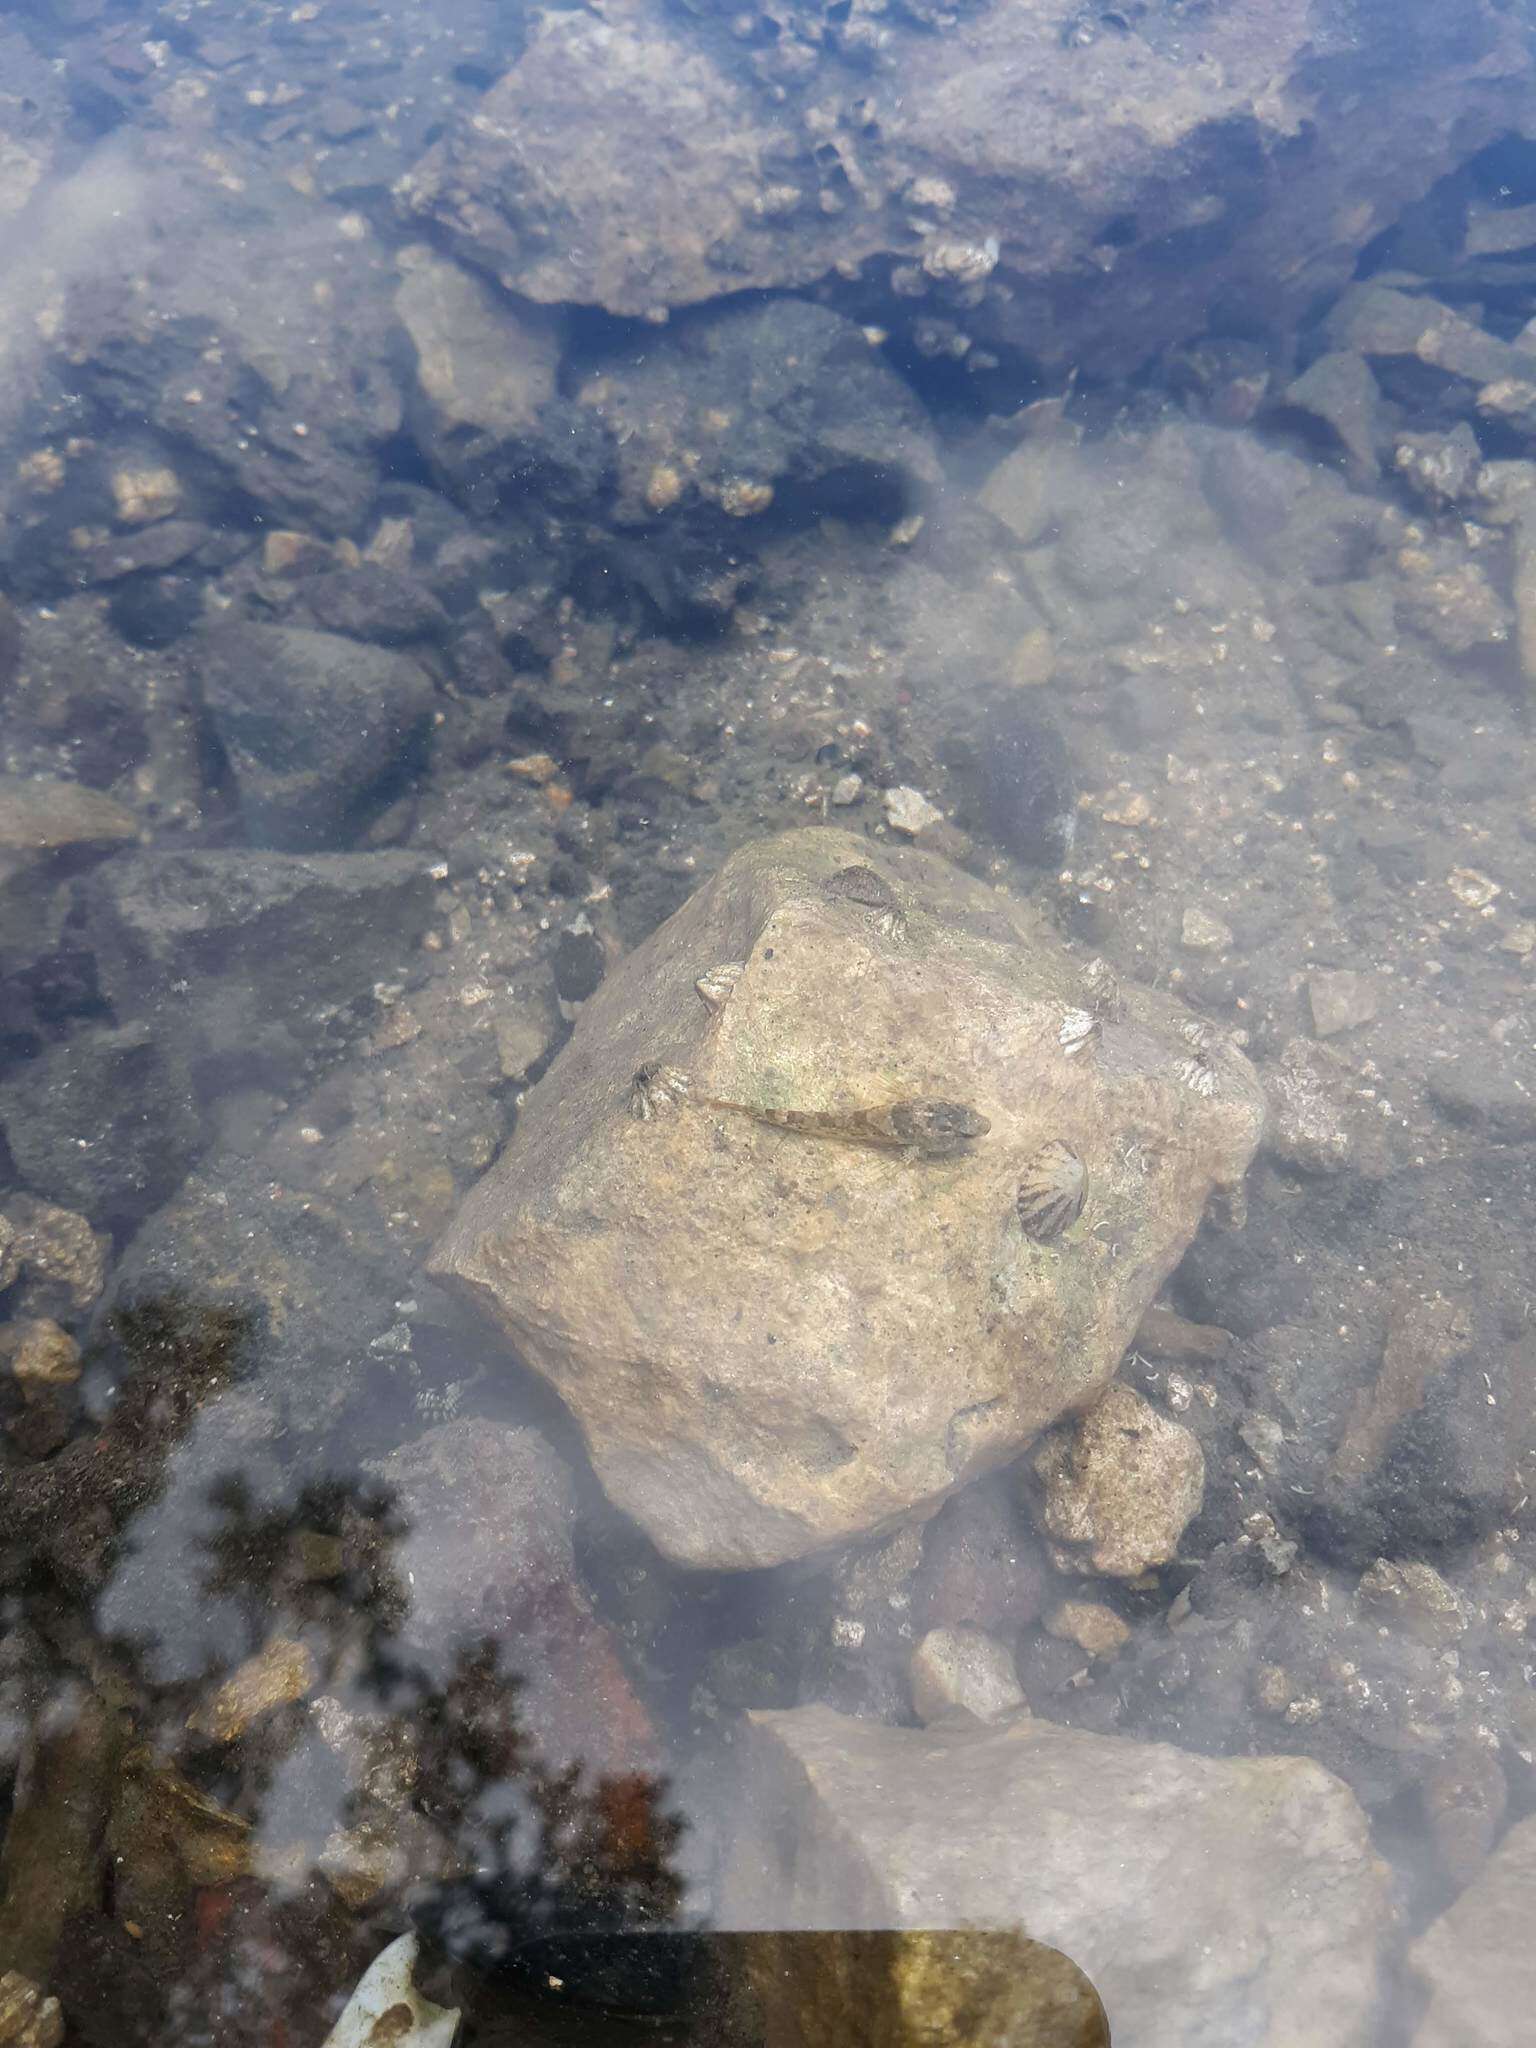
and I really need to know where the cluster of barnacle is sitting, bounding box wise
[627,1063,692,1121]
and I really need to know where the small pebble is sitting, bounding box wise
[909,1625,1026,1724]
[884,786,944,837]
[1045,1600,1129,1659]
[3,1318,82,1389]
[1448,866,1500,910]
[1180,906,1233,955]
[830,773,864,807]
[1307,969,1378,1038]
[188,1637,319,1743]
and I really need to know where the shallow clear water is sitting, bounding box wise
[2,0,1536,2042]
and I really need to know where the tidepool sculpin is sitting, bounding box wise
[693,1093,988,1160]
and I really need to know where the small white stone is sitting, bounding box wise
[909,1625,1025,1724]
[884,786,943,837]
[830,773,864,807]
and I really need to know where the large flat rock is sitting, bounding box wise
[396,0,1529,378]
[717,1705,1392,2048]
[430,829,1262,1568]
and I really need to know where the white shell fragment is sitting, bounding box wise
[1058,1007,1099,1057]
[320,1934,460,2048]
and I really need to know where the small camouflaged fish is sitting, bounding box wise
[694,1094,989,1159]
[822,864,906,937]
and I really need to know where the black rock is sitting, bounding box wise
[191,623,436,848]
[84,847,437,1064]
[0,1022,202,1224]
[108,572,208,648]
[290,562,452,646]
[553,923,607,1006]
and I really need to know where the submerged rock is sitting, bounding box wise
[721,1929,1107,2048]
[908,1626,1024,1725]
[431,828,1263,1568]
[718,1706,1391,2048]
[1031,1383,1205,1580]
[583,299,940,528]
[1409,1813,1536,2047]
[84,847,436,1055]
[397,0,1530,380]
[0,1024,201,1225]
[191,624,436,849]
[394,243,562,514]
[367,1420,659,1781]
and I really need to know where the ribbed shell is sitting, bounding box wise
[1016,1140,1086,1241]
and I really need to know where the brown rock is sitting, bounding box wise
[0,1197,106,1319]
[912,1474,1045,1637]
[1330,1287,1471,1489]
[1263,1037,1360,1176]
[1421,1744,1507,1893]
[107,1747,251,1947]
[1307,969,1378,1039]
[1132,1303,1233,1363]
[1356,1559,1467,1649]
[0,1972,63,2048]
[1045,1601,1129,1660]
[431,828,1262,1569]
[1,1320,81,1390]
[0,1690,122,1986]
[394,245,560,505]
[1033,1384,1205,1580]
[187,1637,319,1744]
[721,1930,1108,2048]
[0,777,136,856]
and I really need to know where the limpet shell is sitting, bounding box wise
[1016,1140,1086,1241]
